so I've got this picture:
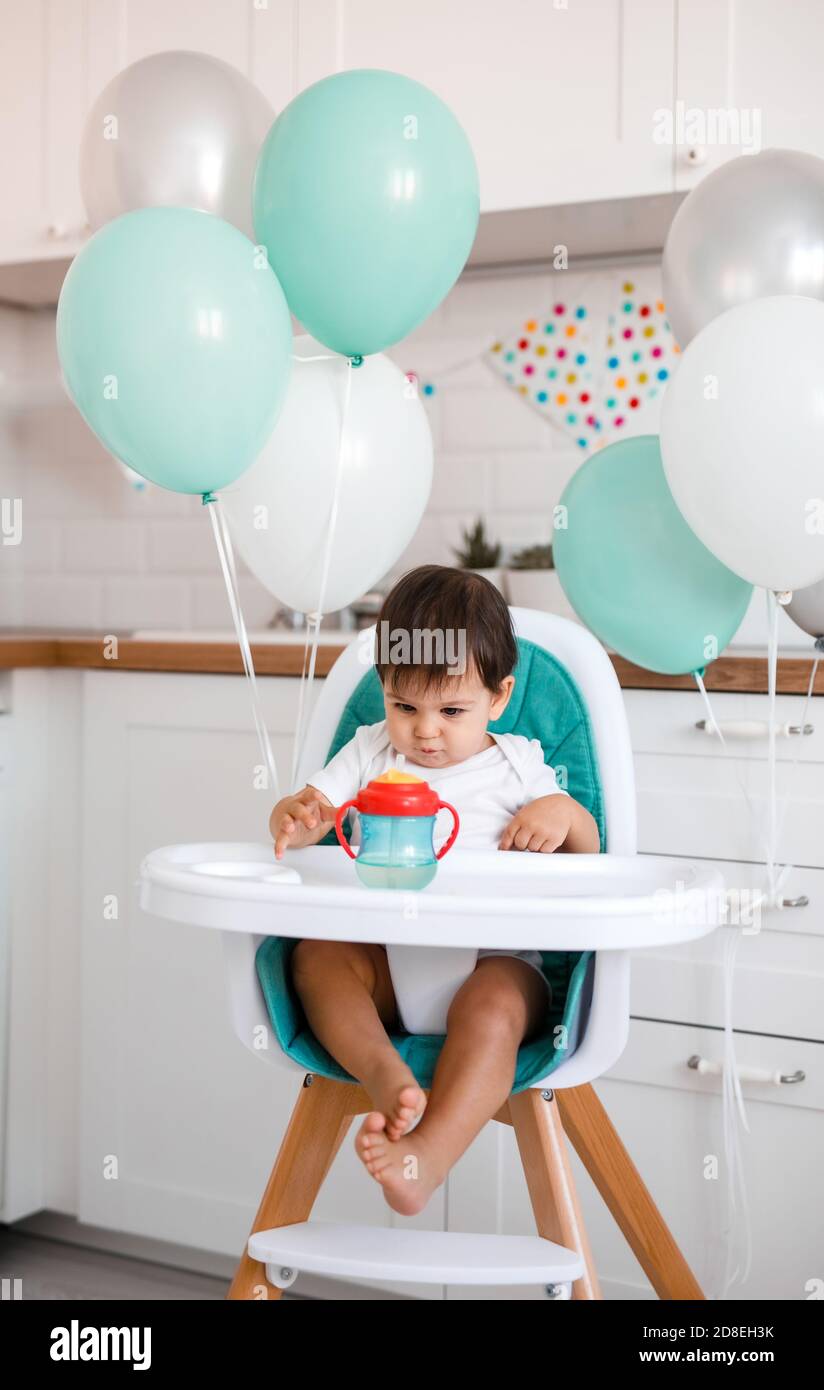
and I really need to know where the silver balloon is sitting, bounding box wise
[80,51,274,239]
[663,149,824,346]
[786,575,824,644]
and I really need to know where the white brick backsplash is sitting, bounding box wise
[23,576,103,628]
[489,450,566,515]
[429,455,490,512]
[0,575,23,624]
[15,519,60,571]
[5,263,672,629]
[445,381,554,452]
[384,516,449,580]
[63,520,145,572]
[191,575,283,632]
[102,577,190,631]
[148,521,223,573]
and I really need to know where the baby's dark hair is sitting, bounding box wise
[374,564,518,697]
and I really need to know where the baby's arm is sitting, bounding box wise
[499,793,600,854]
[269,784,337,860]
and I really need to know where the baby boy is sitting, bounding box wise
[269,563,600,1216]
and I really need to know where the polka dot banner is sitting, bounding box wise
[483,270,680,452]
[484,289,600,449]
[600,277,679,440]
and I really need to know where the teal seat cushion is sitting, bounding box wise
[256,635,605,1092]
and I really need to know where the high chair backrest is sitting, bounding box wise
[222,608,636,1080]
[296,608,636,855]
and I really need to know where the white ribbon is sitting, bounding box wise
[692,589,812,1297]
[205,493,279,800]
[289,356,355,791]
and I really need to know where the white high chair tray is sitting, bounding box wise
[138,844,726,951]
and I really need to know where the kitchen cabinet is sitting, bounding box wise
[313,0,677,212]
[75,668,446,1297]
[0,662,447,1296]
[446,1022,823,1301]
[675,0,824,192]
[3,661,822,1299]
[1,0,678,266]
[0,0,297,267]
[446,686,824,1299]
[6,0,824,268]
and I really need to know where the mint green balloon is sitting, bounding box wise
[253,69,480,357]
[56,206,292,494]
[552,436,752,675]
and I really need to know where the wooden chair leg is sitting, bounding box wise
[507,1088,603,1300]
[227,1073,374,1300]
[556,1083,705,1300]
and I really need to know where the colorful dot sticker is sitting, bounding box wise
[483,276,677,447]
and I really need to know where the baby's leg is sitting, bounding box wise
[356,955,547,1216]
[290,940,427,1140]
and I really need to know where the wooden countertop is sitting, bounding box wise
[0,629,821,695]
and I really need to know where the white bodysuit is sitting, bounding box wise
[306,720,571,992]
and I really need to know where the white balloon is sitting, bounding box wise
[220,336,433,614]
[660,295,824,593]
[80,51,274,239]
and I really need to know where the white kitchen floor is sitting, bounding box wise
[0,1214,415,1301]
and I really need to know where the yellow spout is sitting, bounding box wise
[374,767,424,784]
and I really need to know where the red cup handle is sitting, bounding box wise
[335,800,358,858]
[435,800,460,859]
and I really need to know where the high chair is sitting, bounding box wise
[139,607,725,1300]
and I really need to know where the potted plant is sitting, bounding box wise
[452,518,507,596]
[506,541,579,621]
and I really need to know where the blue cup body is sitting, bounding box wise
[355,812,438,890]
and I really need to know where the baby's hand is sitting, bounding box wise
[271,794,328,859]
[499,794,572,853]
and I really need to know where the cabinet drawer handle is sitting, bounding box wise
[780,894,809,909]
[694,719,814,739]
[687,1055,805,1086]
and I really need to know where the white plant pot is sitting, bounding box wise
[506,569,580,623]
[468,567,507,598]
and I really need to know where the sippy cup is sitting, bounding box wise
[334,767,460,890]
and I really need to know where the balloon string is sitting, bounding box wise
[771,651,819,854]
[693,672,773,870]
[765,588,779,901]
[693,589,797,1297]
[204,493,280,800]
[289,357,355,790]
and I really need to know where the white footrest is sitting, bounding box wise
[248,1221,584,1286]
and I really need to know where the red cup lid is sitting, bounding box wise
[353,771,440,817]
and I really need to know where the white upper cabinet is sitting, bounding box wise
[1,0,678,266]
[675,0,824,192]
[0,0,297,266]
[315,0,677,212]
[6,0,824,265]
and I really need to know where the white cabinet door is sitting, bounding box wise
[0,0,294,266]
[330,0,677,211]
[676,0,824,192]
[2,0,678,263]
[78,670,445,1294]
[445,1018,824,1299]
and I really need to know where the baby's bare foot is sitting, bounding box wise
[355,1112,445,1216]
[362,1056,427,1141]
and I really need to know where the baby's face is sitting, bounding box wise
[382,667,514,770]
